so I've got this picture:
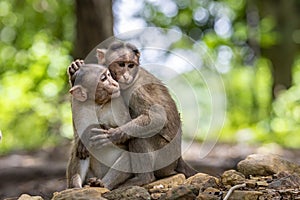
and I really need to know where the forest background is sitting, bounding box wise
[1,0,300,155]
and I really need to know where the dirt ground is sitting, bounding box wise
[1,141,300,200]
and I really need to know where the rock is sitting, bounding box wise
[102,186,150,200]
[197,193,219,200]
[144,174,186,191]
[223,190,263,200]
[237,154,300,177]
[159,185,198,200]
[258,189,281,200]
[245,179,256,188]
[184,173,219,192]
[52,187,109,200]
[17,194,43,200]
[196,187,221,200]
[221,170,245,186]
[150,193,163,200]
[256,181,268,187]
[268,171,300,189]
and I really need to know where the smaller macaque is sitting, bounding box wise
[66,62,132,190]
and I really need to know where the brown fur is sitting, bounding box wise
[94,41,196,187]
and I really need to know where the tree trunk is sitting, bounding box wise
[73,0,113,59]
[258,0,300,97]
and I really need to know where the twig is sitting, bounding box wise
[223,183,246,200]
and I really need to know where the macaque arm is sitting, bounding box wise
[90,111,166,146]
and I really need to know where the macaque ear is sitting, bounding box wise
[96,49,107,65]
[69,85,88,102]
[133,49,140,58]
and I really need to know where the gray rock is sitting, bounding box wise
[52,187,109,200]
[268,171,300,189]
[103,186,150,200]
[196,187,221,200]
[18,194,44,200]
[223,190,263,200]
[159,185,198,200]
[144,174,185,191]
[184,173,219,192]
[237,154,300,177]
[221,170,245,186]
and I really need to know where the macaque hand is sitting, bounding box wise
[107,128,131,144]
[90,128,112,147]
[67,59,84,81]
[87,177,105,187]
[90,128,130,147]
[76,139,89,159]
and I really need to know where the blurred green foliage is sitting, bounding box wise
[0,0,74,154]
[142,0,300,148]
[1,0,300,155]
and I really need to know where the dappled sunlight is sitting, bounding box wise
[1,0,300,155]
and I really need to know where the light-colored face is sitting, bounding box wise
[70,65,120,105]
[97,42,140,88]
[108,60,139,86]
[95,69,120,104]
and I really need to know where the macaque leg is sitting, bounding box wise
[66,144,90,188]
[119,137,158,187]
[154,133,181,178]
[101,151,132,190]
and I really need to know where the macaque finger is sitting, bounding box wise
[72,62,79,70]
[90,139,111,148]
[68,66,75,74]
[91,128,109,134]
[74,59,83,69]
[90,134,108,141]
[87,177,105,187]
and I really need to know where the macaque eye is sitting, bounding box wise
[118,62,125,67]
[107,72,111,77]
[100,74,107,82]
[128,63,135,68]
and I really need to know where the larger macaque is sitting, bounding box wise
[66,63,132,190]
[90,41,196,186]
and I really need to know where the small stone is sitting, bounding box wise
[197,194,220,200]
[52,187,109,200]
[184,173,219,192]
[221,170,245,186]
[103,186,150,200]
[144,174,185,191]
[154,184,164,189]
[18,194,43,200]
[159,185,198,200]
[222,190,263,200]
[149,187,169,193]
[150,193,162,200]
[196,188,221,200]
[256,181,268,187]
[245,179,256,188]
[203,187,221,195]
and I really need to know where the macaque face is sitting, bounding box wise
[108,61,139,85]
[95,69,120,104]
[70,64,120,105]
[97,42,140,88]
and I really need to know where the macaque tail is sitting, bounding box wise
[175,157,197,178]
